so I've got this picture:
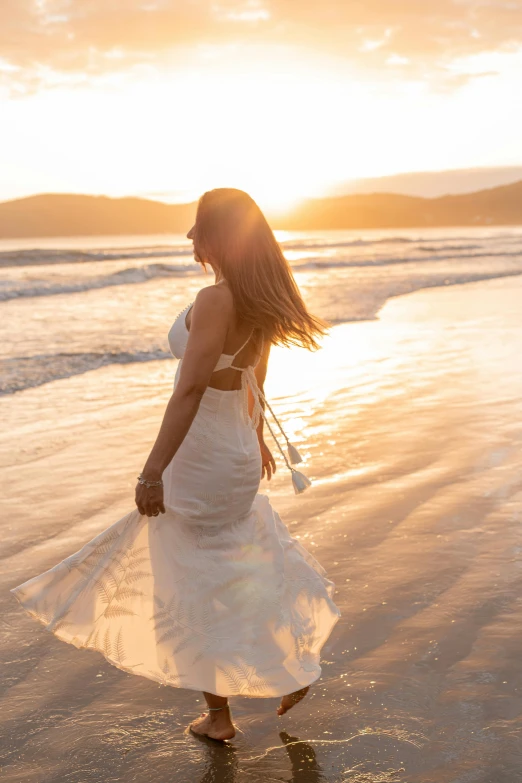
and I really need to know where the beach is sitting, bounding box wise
[2,262,522,781]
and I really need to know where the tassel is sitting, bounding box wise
[287,442,303,465]
[291,469,312,495]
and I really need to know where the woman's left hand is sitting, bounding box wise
[260,440,276,481]
[135,482,166,517]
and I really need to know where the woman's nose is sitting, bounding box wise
[187,225,195,240]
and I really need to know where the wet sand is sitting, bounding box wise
[2,275,522,782]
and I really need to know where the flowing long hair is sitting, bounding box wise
[193,188,328,350]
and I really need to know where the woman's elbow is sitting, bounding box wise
[175,380,207,403]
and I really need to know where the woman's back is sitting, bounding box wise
[168,282,265,392]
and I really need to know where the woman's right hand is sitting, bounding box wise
[135,481,165,517]
[260,440,276,481]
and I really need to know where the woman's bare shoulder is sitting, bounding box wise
[192,283,234,323]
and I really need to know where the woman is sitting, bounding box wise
[11,188,341,742]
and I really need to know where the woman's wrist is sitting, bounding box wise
[140,464,163,482]
[137,473,163,489]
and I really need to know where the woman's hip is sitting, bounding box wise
[163,430,261,523]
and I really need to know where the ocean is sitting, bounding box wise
[2,226,522,395]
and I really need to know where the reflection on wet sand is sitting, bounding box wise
[279,731,323,783]
[186,722,324,783]
[193,734,240,783]
[2,275,522,782]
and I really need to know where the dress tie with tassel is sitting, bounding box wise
[227,333,312,495]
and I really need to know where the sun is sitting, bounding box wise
[239,183,307,215]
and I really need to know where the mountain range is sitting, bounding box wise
[328,166,522,199]
[0,180,521,238]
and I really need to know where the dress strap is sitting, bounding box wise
[231,328,254,360]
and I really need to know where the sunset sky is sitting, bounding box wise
[1,1,522,210]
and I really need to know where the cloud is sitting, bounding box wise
[1,0,521,89]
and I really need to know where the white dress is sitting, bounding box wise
[11,302,341,698]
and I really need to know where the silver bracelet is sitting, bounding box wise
[137,473,163,489]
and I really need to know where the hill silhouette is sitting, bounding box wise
[0,194,198,239]
[276,180,522,230]
[0,181,521,238]
[329,166,522,198]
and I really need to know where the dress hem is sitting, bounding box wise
[10,586,338,699]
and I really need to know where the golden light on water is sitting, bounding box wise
[266,320,387,403]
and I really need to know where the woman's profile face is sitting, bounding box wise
[187,223,207,267]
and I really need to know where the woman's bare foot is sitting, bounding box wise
[189,705,236,741]
[277,686,310,716]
